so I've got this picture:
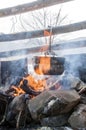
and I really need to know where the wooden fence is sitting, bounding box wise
[0,0,86,60]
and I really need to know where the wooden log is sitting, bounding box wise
[0,38,86,53]
[0,37,86,62]
[0,21,86,42]
[0,45,47,56]
[0,0,74,18]
[0,47,86,62]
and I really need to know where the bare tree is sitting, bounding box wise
[18,7,68,46]
[10,16,17,33]
[9,6,68,52]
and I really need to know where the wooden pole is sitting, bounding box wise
[0,0,74,18]
[0,21,86,42]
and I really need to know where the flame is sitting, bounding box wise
[11,85,25,96]
[23,75,47,91]
[11,74,47,97]
[8,56,63,97]
[44,30,52,36]
[12,56,50,96]
[35,56,51,75]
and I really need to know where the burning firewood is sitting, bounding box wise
[0,71,63,128]
[0,70,49,127]
[1,73,48,128]
[0,71,86,129]
[5,74,46,98]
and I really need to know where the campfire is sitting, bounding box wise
[6,74,47,98]
[4,55,64,99]
[0,55,86,130]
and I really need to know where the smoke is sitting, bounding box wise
[65,54,82,77]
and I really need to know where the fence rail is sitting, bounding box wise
[0,21,86,42]
[0,0,74,18]
[0,38,86,61]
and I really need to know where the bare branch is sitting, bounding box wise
[51,7,62,43]
[19,15,28,31]
[31,12,44,27]
[10,16,17,33]
[58,14,68,25]
[31,12,42,29]
[55,7,62,26]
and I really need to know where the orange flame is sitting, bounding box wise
[10,56,51,97]
[24,75,47,91]
[11,74,47,97]
[34,56,51,75]
[11,85,25,96]
[44,30,52,36]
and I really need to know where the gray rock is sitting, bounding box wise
[6,94,31,126]
[66,74,86,92]
[0,126,73,130]
[41,114,70,127]
[28,90,80,120]
[59,73,85,91]
[37,127,52,130]
[68,104,86,128]
[36,127,73,130]
[57,73,86,93]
